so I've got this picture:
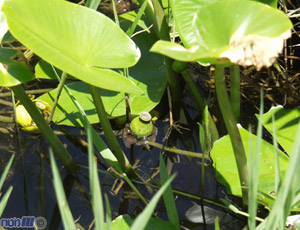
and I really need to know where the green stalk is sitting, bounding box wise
[146,140,210,160]
[135,0,159,36]
[11,84,79,174]
[88,85,135,177]
[214,65,249,204]
[230,65,240,122]
[48,72,67,122]
[181,70,219,144]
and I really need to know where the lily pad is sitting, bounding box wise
[0,47,34,86]
[211,126,289,208]
[0,0,8,42]
[151,0,292,69]
[2,0,142,94]
[38,32,167,126]
[261,105,300,155]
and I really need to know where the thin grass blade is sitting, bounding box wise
[86,0,102,10]
[248,90,263,229]
[0,154,14,190]
[262,121,300,229]
[50,149,76,230]
[130,174,176,230]
[105,194,111,230]
[0,186,13,217]
[87,124,105,230]
[272,110,281,193]
[126,0,148,37]
[159,154,179,229]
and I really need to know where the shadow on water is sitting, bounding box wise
[0,112,246,230]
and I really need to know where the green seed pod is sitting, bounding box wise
[130,112,153,138]
[172,60,188,72]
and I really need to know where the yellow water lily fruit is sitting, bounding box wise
[130,112,154,138]
[16,100,51,132]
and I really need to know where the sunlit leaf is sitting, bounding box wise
[211,126,289,209]
[0,47,34,86]
[38,32,166,126]
[0,0,8,42]
[2,0,142,93]
[261,106,300,154]
[153,0,292,69]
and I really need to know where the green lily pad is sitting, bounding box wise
[152,0,292,69]
[261,105,300,155]
[172,0,217,48]
[0,47,34,86]
[38,32,167,126]
[35,60,76,80]
[0,0,8,42]
[211,126,289,208]
[2,0,142,94]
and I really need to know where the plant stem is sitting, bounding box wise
[12,84,79,174]
[48,72,67,122]
[135,0,159,36]
[181,70,219,144]
[214,65,249,205]
[146,140,211,160]
[88,85,136,177]
[230,65,240,122]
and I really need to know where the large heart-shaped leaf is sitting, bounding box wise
[0,0,8,42]
[261,106,300,154]
[152,0,292,69]
[2,0,142,94]
[211,126,289,208]
[38,32,167,126]
[0,47,34,86]
[172,0,217,48]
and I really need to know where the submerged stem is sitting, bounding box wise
[214,65,249,205]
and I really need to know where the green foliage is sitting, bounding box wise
[87,125,105,230]
[130,174,177,230]
[258,121,300,229]
[151,0,292,68]
[107,214,176,230]
[0,154,14,217]
[50,149,77,230]
[0,0,8,42]
[261,105,300,154]
[2,0,142,93]
[38,32,167,126]
[159,155,180,229]
[251,0,277,8]
[211,125,289,209]
[0,48,34,86]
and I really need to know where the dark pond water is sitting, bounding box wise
[0,105,247,230]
